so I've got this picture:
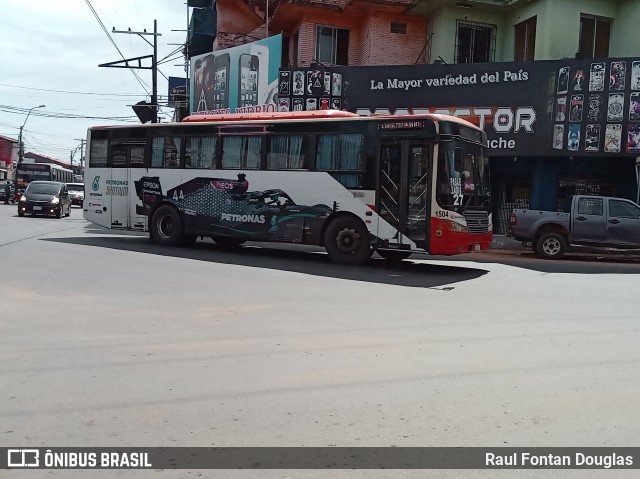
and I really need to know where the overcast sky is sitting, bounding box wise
[0,0,189,163]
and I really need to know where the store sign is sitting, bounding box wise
[280,58,640,157]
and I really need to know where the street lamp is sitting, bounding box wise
[17,104,46,170]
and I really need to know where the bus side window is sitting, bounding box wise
[89,140,108,168]
[267,135,306,170]
[221,136,261,169]
[151,137,181,168]
[185,136,216,169]
[316,134,363,188]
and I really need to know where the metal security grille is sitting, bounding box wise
[455,20,496,63]
[556,177,618,212]
[494,180,530,235]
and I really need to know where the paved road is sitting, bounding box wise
[1,205,639,479]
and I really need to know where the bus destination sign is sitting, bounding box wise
[378,120,422,130]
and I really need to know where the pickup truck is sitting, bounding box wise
[509,195,640,259]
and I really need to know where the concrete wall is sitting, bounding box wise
[429,0,639,63]
[610,0,640,57]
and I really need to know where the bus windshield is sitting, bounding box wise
[436,140,490,214]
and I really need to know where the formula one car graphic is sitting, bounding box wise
[135,174,335,243]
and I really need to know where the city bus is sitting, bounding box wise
[15,163,74,198]
[83,110,491,265]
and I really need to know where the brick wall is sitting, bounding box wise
[291,11,426,67]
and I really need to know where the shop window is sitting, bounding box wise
[455,20,496,64]
[316,26,349,65]
[514,16,536,61]
[579,14,611,59]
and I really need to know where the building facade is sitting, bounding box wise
[192,0,640,234]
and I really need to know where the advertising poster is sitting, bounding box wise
[279,56,640,157]
[190,34,282,114]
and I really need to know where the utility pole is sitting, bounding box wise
[100,20,160,123]
[17,104,46,174]
[74,138,86,177]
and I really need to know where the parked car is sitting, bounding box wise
[17,181,72,218]
[66,182,85,207]
[510,195,640,259]
[0,180,15,204]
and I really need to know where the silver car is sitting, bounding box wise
[66,182,85,207]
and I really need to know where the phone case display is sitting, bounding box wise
[610,61,626,91]
[569,95,583,122]
[584,124,601,152]
[542,58,640,153]
[604,124,622,153]
[567,124,580,151]
[283,69,344,113]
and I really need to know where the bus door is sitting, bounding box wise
[109,167,129,229]
[378,140,431,249]
[108,141,149,230]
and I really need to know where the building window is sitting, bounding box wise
[514,16,536,61]
[390,22,407,34]
[579,14,611,59]
[316,26,349,65]
[455,20,496,64]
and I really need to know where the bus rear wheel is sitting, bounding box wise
[324,216,372,265]
[151,205,184,246]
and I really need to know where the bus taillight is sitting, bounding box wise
[367,204,377,212]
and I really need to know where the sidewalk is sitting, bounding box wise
[488,235,640,260]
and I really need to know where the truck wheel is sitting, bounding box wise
[536,232,566,260]
[324,216,372,265]
[151,205,184,246]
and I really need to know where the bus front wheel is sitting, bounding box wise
[324,216,372,266]
[151,205,184,247]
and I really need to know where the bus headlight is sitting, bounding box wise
[51,197,60,205]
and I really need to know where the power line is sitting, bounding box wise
[84,0,150,94]
[0,82,145,97]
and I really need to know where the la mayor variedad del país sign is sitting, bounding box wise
[305,58,640,157]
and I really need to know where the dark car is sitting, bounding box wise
[18,181,72,218]
[0,180,15,204]
[66,182,85,207]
